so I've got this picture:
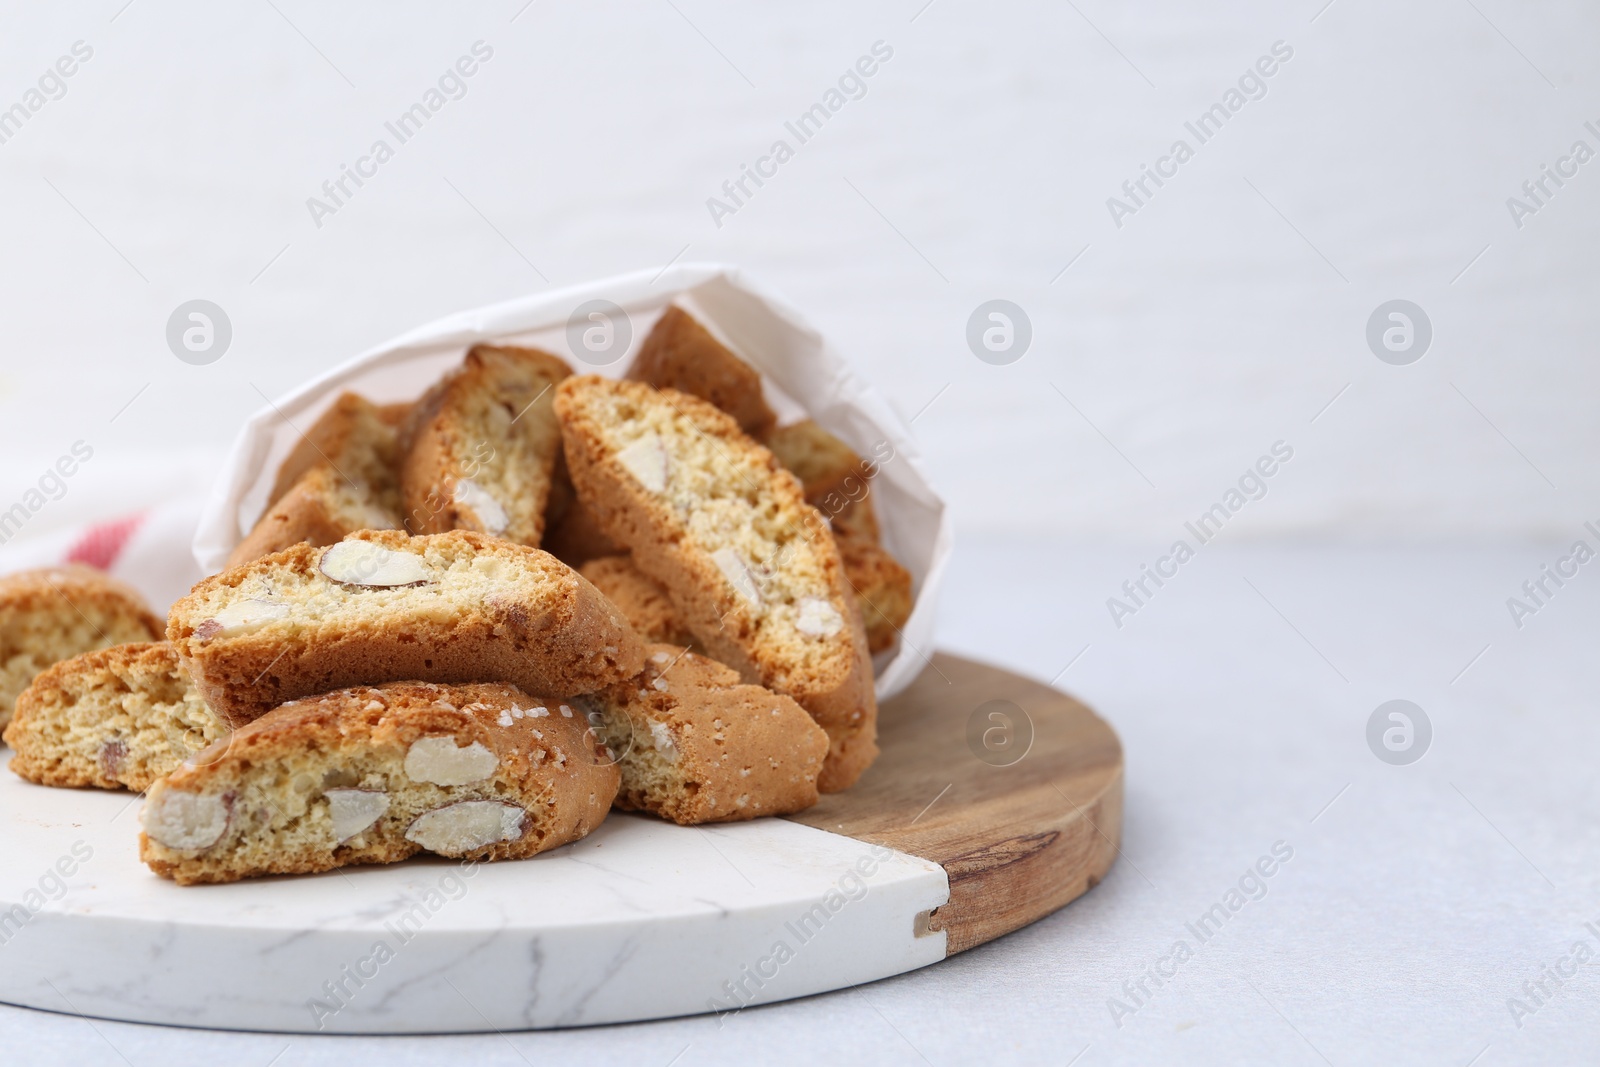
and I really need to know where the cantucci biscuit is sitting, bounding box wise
[402,344,570,546]
[230,393,409,568]
[266,392,409,513]
[578,556,698,649]
[837,537,913,655]
[168,530,645,729]
[139,681,618,884]
[5,642,223,792]
[762,421,913,652]
[228,466,405,568]
[542,466,626,566]
[554,376,876,792]
[829,495,880,543]
[626,306,777,438]
[584,645,827,824]
[763,420,874,506]
[0,565,163,732]
[764,419,885,539]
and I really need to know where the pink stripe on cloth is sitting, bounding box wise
[63,512,148,571]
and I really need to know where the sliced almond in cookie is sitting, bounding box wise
[451,477,510,536]
[142,790,232,851]
[319,540,433,587]
[710,547,763,609]
[405,800,527,854]
[404,736,498,786]
[794,596,844,638]
[196,598,291,640]
[615,433,669,494]
[326,788,390,842]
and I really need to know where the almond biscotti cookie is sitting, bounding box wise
[585,645,827,824]
[763,420,874,507]
[0,565,164,733]
[140,681,618,884]
[762,421,911,651]
[837,537,913,655]
[402,344,571,546]
[626,307,777,438]
[228,466,405,568]
[578,557,697,649]
[554,377,876,792]
[230,393,409,568]
[267,392,409,512]
[765,419,885,540]
[5,642,223,791]
[168,530,645,730]
[542,467,626,566]
[829,496,880,544]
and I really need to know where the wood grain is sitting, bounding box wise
[785,652,1123,955]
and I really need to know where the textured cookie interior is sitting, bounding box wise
[141,684,601,884]
[586,696,692,821]
[180,536,567,638]
[307,466,403,530]
[575,385,852,688]
[159,739,555,880]
[270,393,405,513]
[433,347,567,544]
[578,556,698,648]
[0,603,159,726]
[763,419,864,497]
[581,646,825,825]
[6,644,222,791]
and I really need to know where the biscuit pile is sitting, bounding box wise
[2,306,915,884]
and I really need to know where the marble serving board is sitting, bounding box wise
[0,654,1122,1033]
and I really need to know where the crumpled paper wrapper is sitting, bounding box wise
[194,263,952,699]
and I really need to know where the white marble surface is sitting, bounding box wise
[0,777,946,1033]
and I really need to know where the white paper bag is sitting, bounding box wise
[193,263,952,699]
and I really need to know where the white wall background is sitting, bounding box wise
[0,0,1595,544]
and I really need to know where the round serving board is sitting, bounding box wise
[0,653,1121,1033]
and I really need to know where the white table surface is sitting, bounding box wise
[3,536,1596,1065]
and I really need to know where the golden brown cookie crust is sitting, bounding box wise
[579,557,698,649]
[591,644,827,824]
[828,494,881,543]
[837,536,912,655]
[554,376,876,791]
[168,530,645,730]
[542,475,627,566]
[626,306,777,438]
[764,420,869,503]
[139,681,619,884]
